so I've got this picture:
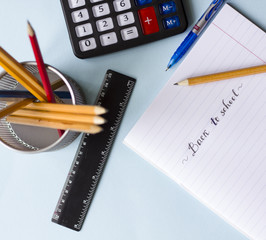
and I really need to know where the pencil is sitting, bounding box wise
[51,78,65,91]
[10,109,106,125]
[19,102,108,115]
[0,99,34,119]
[175,65,266,86]
[0,47,47,101]
[27,21,65,136]
[27,21,55,103]
[0,79,69,118]
[6,115,103,134]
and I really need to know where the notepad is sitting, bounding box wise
[124,4,266,240]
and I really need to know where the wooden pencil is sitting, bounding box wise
[0,79,67,119]
[6,115,103,134]
[0,99,34,119]
[175,65,266,86]
[10,109,106,125]
[19,102,107,115]
[51,79,65,91]
[0,47,47,101]
[27,21,55,103]
[27,21,65,136]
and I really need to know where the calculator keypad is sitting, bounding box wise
[61,0,187,58]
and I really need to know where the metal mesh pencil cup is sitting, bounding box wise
[0,62,86,153]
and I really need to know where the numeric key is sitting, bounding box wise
[68,0,85,9]
[113,0,131,12]
[92,3,110,18]
[71,9,89,23]
[117,12,135,26]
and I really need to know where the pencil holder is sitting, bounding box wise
[0,62,86,153]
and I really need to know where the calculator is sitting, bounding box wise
[61,0,188,58]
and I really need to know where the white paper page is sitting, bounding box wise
[124,4,266,240]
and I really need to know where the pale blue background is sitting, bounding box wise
[0,1,265,239]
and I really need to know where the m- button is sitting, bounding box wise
[138,7,159,35]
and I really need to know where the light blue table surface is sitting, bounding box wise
[0,1,265,239]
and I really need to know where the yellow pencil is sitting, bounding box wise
[19,102,107,115]
[0,77,74,119]
[10,109,106,125]
[175,65,266,86]
[0,47,47,101]
[51,78,65,90]
[0,99,34,119]
[6,115,103,134]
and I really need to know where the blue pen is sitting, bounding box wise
[166,0,224,71]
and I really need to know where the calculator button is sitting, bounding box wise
[75,23,93,37]
[135,0,152,6]
[90,0,103,2]
[71,9,89,23]
[121,27,139,41]
[68,0,85,9]
[113,0,131,12]
[96,17,114,32]
[100,32,118,46]
[138,7,159,35]
[159,1,177,15]
[79,38,97,52]
[117,12,135,26]
[163,16,180,29]
[92,3,110,18]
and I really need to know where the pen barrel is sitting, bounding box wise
[172,32,197,64]
[193,0,224,35]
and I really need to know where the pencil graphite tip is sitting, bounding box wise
[173,82,179,85]
[27,20,35,36]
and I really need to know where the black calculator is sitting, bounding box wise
[61,0,188,58]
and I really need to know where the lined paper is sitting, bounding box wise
[124,4,266,240]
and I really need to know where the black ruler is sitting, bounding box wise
[52,70,136,231]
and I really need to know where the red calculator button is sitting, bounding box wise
[138,7,159,35]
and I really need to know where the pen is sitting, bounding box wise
[166,0,224,71]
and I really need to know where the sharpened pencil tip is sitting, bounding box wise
[173,82,179,85]
[95,106,108,115]
[27,20,35,36]
[94,116,107,125]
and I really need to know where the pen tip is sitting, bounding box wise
[165,68,169,71]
